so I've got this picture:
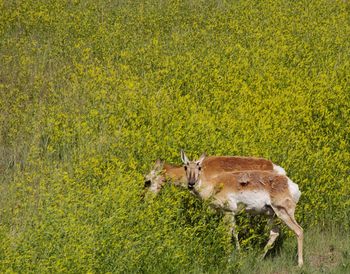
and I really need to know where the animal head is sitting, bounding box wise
[144,159,165,194]
[180,150,206,189]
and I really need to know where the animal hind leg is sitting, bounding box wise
[262,216,280,259]
[272,203,304,267]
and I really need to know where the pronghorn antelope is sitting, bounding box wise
[143,159,187,195]
[181,150,303,267]
[144,155,286,195]
[143,155,287,247]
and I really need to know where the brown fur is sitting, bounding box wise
[202,156,274,173]
[154,156,279,189]
[181,151,303,267]
[162,163,187,185]
[202,171,292,207]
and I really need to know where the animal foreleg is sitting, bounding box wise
[225,213,240,251]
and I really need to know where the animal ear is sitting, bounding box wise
[155,159,162,165]
[181,149,190,165]
[196,153,206,165]
[154,159,163,169]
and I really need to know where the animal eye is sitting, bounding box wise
[184,166,188,171]
[198,167,201,171]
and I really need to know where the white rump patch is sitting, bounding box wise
[273,164,286,175]
[287,178,301,203]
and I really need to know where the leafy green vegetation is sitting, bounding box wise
[1,0,349,272]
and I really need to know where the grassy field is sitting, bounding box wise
[1,0,350,273]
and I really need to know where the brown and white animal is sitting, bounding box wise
[143,154,288,250]
[181,150,303,267]
[144,155,286,195]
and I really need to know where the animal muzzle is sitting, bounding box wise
[188,181,196,189]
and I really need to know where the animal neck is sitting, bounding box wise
[164,166,186,183]
[191,173,215,200]
[163,165,187,188]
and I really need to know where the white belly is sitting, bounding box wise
[227,190,272,214]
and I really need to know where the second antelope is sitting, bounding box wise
[181,150,303,267]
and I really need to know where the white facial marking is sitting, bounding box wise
[144,169,163,194]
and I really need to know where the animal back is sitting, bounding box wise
[203,156,274,172]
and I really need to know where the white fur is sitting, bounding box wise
[273,164,286,175]
[288,178,301,203]
[227,190,272,214]
[146,170,163,194]
[194,179,215,199]
[150,183,160,193]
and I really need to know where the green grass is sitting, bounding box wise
[1,0,350,272]
[236,226,350,274]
